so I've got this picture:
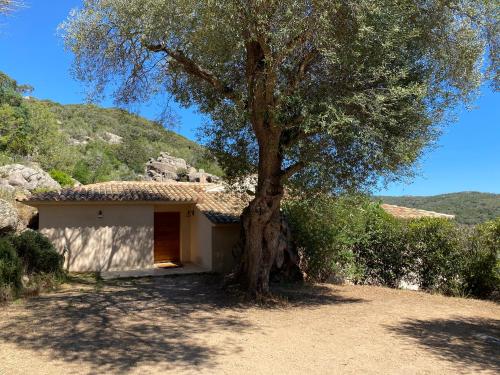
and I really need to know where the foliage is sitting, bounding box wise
[61,0,498,293]
[0,72,31,154]
[0,71,222,182]
[378,192,500,225]
[0,231,66,302]
[407,218,464,295]
[285,195,499,298]
[284,195,368,282]
[461,218,500,298]
[176,168,189,182]
[0,0,23,15]
[353,206,409,288]
[0,237,22,300]
[62,0,498,193]
[49,169,74,187]
[12,230,64,276]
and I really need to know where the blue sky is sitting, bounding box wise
[0,1,498,196]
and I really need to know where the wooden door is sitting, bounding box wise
[154,212,180,263]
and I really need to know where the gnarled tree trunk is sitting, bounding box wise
[234,139,293,294]
[233,40,302,295]
[237,185,282,293]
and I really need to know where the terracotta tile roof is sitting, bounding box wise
[25,181,203,203]
[22,181,247,224]
[197,192,250,224]
[381,204,455,219]
[22,182,455,223]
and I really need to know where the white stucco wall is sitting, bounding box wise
[189,207,213,270]
[36,202,216,272]
[39,204,154,272]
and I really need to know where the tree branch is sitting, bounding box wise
[287,48,319,92]
[281,126,320,149]
[281,161,305,179]
[276,28,314,64]
[145,43,241,103]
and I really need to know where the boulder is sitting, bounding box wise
[101,132,123,145]
[0,199,19,233]
[16,203,38,232]
[144,152,219,183]
[0,164,60,193]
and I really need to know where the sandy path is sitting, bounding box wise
[0,275,498,375]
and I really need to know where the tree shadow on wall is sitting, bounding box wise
[387,316,500,373]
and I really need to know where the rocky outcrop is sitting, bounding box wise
[224,174,258,194]
[101,132,123,144]
[0,199,19,233]
[145,152,220,183]
[0,164,59,233]
[0,164,60,194]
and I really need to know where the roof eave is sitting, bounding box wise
[19,199,198,207]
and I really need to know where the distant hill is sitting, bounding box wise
[376,192,500,225]
[0,71,222,184]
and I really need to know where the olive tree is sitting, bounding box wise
[62,0,498,294]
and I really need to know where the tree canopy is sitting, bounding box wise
[62,0,498,193]
[62,0,498,293]
[0,71,221,184]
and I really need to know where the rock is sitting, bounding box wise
[0,164,60,194]
[224,174,258,194]
[0,183,15,196]
[8,172,26,187]
[144,152,220,183]
[0,199,19,233]
[101,132,123,145]
[14,201,38,232]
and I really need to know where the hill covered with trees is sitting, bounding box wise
[0,71,221,184]
[377,192,500,225]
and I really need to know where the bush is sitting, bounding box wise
[49,169,74,187]
[461,218,500,298]
[0,237,22,300]
[286,193,499,299]
[353,205,409,287]
[407,218,464,295]
[284,195,369,282]
[12,230,64,275]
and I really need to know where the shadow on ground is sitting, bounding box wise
[0,274,363,374]
[388,316,500,373]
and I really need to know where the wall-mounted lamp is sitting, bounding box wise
[97,210,103,219]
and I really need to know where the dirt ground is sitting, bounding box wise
[0,274,498,375]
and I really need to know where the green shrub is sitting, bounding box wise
[286,193,499,299]
[407,218,464,295]
[49,169,74,187]
[284,195,369,282]
[0,237,22,300]
[461,218,500,298]
[176,167,189,182]
[12,230,64,275]
[353,205,409,287]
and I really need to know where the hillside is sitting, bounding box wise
[377,192,500,225]
[0,71,221,184]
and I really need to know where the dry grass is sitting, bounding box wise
[0,274,498,375]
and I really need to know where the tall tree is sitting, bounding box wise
[62,0,498,294]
